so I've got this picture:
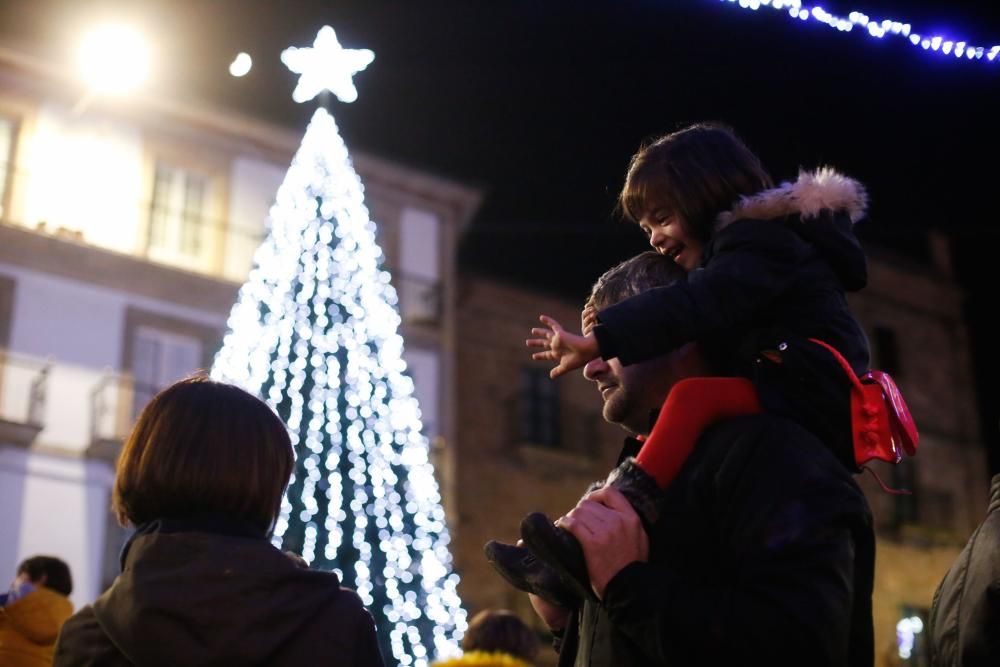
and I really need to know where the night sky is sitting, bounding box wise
[2,0,999,466]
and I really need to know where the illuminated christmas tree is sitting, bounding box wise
[212,26,465,665]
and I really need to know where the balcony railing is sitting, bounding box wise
[0,350,150,460]
[0,349,51,447]
[88,370,136,462]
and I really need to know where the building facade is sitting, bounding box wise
[0,44,481,608]
[851,240,987,667]
[0,40,988,667]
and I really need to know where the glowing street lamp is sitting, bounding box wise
[74,23,149,111]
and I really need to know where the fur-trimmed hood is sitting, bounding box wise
[712,167,869,292]
[715,167,868,231]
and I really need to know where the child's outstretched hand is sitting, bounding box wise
[527,314,600,379]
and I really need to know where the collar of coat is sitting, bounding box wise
[714,167,868,233]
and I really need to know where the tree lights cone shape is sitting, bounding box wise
[211,26,465,666]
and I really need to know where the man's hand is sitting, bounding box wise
[526,314,600,379]
[558,486,649,599]
[528,593,570,631]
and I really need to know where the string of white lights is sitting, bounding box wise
[213,106,466,667]
[719,0,1000,63]
[215,26,467,664]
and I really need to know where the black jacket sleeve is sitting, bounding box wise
[593,219,810,365]
[352,608,386,667]
[599,417,873,667]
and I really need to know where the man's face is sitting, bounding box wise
[583,353,684,435]
[582,301,702,434]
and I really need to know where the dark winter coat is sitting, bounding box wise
[593,168,871,377]
[53,517,384,667]
[927,474,1000,667]
[555,414,875,667]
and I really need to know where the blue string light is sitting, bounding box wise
[719,0,1000,64]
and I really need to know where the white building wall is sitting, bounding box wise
[0,448,113,607]
[19,105,144,254]
[0,70,469,610]
[0,261,228,607]
[3,263,226,451]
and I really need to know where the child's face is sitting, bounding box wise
[637,207,703,271]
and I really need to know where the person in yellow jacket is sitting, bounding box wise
[0,555,74,667]
[434,609,539,667]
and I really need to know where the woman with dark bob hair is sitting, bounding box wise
[54,376,384,666]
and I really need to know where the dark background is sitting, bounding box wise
[2,0,998,469]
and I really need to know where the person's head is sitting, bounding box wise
[618,122,772,270]
[15,555,72,596]
[462,609,539,662]
[583,252,712,435]
[113,375,294,534]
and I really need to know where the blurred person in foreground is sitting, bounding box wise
[0,555,73,666]
[53,375,384,667]
[433,609,540,667]
[927,470,1000,666]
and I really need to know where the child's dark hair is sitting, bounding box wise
[462,609,539,662]
[618,122,773,243]
[17,555,73,596]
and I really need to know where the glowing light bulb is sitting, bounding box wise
[229,52,252,77]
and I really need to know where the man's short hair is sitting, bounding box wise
[17,555,72,596]
[588,250,687,310]
[113,376,294,533]
[462,609,539,662]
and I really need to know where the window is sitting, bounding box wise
[873,326,901,377]
[148,161,209,260]
[402,347,439,439]
[519,367,560,448]
[131,326,203,418]
[121,308,220,423]
[398,208,441,324]
[0,114,16,220]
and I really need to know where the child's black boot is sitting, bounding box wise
[520,458,663,601]
[483,540,580,609]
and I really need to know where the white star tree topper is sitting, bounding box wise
[281,26,374,103]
